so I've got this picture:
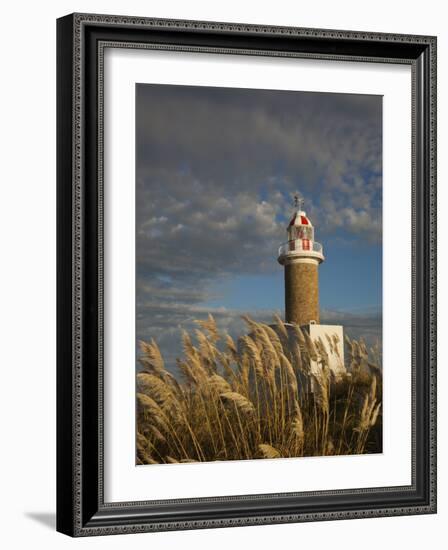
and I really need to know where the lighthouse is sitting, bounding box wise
[277,193,346,381]
[278,194,324,326]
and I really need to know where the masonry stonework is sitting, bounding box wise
[284,261,319,325]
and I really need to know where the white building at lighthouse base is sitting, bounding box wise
[280,322,346,383]
[302,323,346,382]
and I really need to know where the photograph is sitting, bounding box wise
[135,84,383,465]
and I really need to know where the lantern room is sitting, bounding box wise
[278,195,324,263]
[287,210,315,250]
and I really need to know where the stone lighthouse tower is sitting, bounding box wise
[277,193,346,381]
[278,194,324,326]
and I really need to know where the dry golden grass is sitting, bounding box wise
[136,314,382,464]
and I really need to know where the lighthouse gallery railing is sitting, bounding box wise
[278,240,323,257]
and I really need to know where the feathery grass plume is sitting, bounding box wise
[136,392,170,433]
[137,392,158,415]
[367,361,382,377]
[241,314,260,333]
[220,392,256,415]
[291,342,305,374]
[176,359,196,385]
[356,338,371,374]
[369,340,382,369]
[137,431,148,450]
[137,372,181,417]
[184,344,209,382]
[289,325,308,374]
[325,333,334,354]
[195,328,218,369]
[255,324,280,371]
[303,330,318,361]
[315,337,329,366]
[359,394,370,431]
[148,424,167,444]
[207,374,232,394]
[357,376,378,431]
[354,375,381,453]
[219,351,238,384]
[220,391,256,459]
[352,340,361,360]
[331,334,342,361]
[346,336,362,373]
[260,323,284,356]
[249,325,278,384]
[137,449,158,465]
[236,352,251,393]
[292,324,306,347]
[259,443,281,458]
[273,313,289,340]
[225,333,238,359]
[163,371,183,396]
[181,330,197,359]
[244,318,275,363]
[136,432,158,464]
[137,371,163,397]
[279,353,298,395]
[139,339,165,376]
[311,372,329,416]
[359,338,369,358]
[369,374,377,402]
[239,335,264,379]
[291,400,305,450]
[195,314,220,342]
[370,403,382,427]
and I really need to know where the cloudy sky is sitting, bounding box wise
[136,84,382,371]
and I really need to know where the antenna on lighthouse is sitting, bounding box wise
[293,192,304,212]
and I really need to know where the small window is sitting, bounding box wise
[295,226,313,240]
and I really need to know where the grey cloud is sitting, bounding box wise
[136,85,382,255]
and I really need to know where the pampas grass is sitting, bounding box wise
[136,315,382,464]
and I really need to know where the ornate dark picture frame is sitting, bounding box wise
[57,13,437,537]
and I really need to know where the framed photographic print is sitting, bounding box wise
[56,13,437,536]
